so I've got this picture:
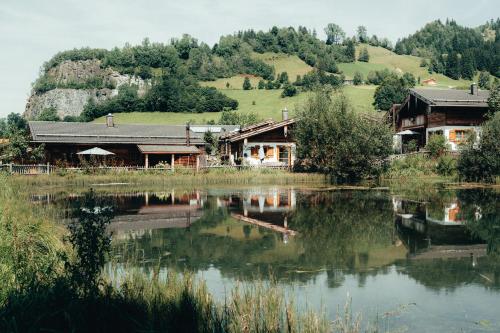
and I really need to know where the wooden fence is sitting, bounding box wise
[0,164,54,175]
[0,163,290,175]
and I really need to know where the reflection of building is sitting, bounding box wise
[393,197,485,259]
[107,191,205,237]
[217,188,297,238]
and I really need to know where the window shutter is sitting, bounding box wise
[449,130,456,141]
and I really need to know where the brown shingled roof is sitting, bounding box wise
[410,88,490,107]
[29,121,204,145]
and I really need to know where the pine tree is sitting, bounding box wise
[353,72,363,85]
[461,51,475,80]
[445,52,461,80]
[345,40,356,62]
[242,77,252,90]
[358,47,370,62]
[478,71,491,89]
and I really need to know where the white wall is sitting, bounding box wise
[426,126,481,151]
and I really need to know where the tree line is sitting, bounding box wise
[395,19,500,79]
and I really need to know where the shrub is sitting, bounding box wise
[295,90,392,182]
[353,72,363,85]
[281,84,298,98]
[457,112,500,182]
[426,134,449,158]
[436,155,457,176]
[242,77,252,90]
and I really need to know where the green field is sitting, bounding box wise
[339,44,474,88]
[253,52,314,79]
[93,85,376,125]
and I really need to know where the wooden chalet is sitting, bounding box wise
[386,84,490,151]
[29,114,238,168]
[219,109,296,166]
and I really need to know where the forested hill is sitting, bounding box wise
[25,20,499,122]
[395,19,500,79]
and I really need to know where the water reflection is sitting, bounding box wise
[43,186,500,331]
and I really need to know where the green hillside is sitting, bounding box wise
[94,85,376,125]
[339,44,474,88]
[93,44,470,125]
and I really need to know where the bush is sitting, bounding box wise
[242,77,252,90]
[358,47,369,62]
[295,90,392,182]
[353,72,363,85]
[435,155,457,176]
[457,112,500,182]
[36,107,60,121]
[426,134,449,158]
[281,84,298,98]
[385,154,436,178]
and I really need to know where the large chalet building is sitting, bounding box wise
[387,84,490,152]
[28,110,297,168]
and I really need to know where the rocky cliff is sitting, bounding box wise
[24,59,149,119]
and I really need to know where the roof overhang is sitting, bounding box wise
[137,145,201,154]
[225,119,296,143]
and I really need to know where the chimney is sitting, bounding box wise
[470,83,478,96]
[106,113,114,127]
[282,107,289,121]
[185,123,191,146]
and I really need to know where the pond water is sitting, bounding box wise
[40,185,500,332]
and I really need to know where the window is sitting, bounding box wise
[251,146,259,158]
[455,130,470,142]
[279,147,289,164]
[264,146,274,158]
[450,130,471,142]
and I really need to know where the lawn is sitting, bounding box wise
[346,44,475,88]
[93,86,376,125]
[252,52,314,79]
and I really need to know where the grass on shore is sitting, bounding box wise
[8,168,327,188]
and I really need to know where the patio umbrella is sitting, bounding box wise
[396,130,419,135]
[77,147,115,155]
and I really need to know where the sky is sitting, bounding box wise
[0,0,498,117]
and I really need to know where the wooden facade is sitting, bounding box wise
[220,118,296,166]
[387,86,490,151]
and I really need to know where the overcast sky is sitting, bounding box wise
[0,0,498,117]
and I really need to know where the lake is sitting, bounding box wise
[39,185,500,332]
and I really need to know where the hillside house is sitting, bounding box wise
[219,109,296,167]
[386,84,490,152]
[29,114,238,168]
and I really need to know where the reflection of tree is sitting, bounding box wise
[111,192,398,285]
[401,257,500,291]
[67,189,114,296]
[290,191,396,287]
[458,189,500,255]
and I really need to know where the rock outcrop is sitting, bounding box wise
[24,59,150,119]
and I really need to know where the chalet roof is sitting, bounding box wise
[137,145,200,154]
[189,125,239,136]
[222,119,296,143]
[29,121,205,145]
[410,88,490,107]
